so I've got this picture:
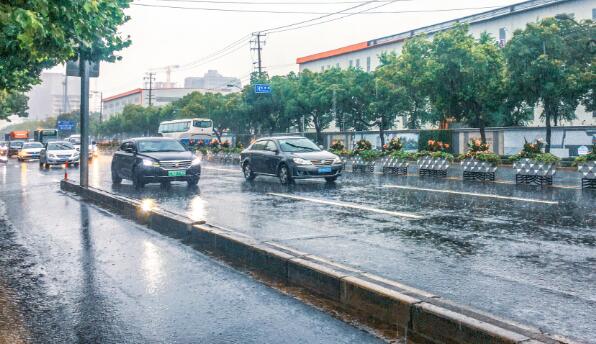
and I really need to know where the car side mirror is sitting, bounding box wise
[125,147,135,154]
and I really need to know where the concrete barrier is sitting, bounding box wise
[60,180,575,344]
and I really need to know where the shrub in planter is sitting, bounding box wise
[384,137,403,153]
[390,150,417,161]
[419,130,453,153]
[510,139,559,185]
[426,139,450,153]
[221,140,231,148]
[330,140,345,151]
[358,149,382,162]
[354,139,372,152]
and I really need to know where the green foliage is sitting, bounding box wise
[0,90,28,120]
[466,138,490,153]
[1,0,131,92]
[509,139,559,164]
[390,150,417,160]
[357,149,382,162]
[533,153,560,164]
[471,152,501,165]
[428,151,455,161]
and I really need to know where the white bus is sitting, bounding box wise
[158,118,214,145]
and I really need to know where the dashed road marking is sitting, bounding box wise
[267,192,422,219]
[382,185,559,205]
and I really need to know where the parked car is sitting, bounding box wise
[39,141,80,168]
[18,141,44,161]
[111,137,201,188]
[240,136,343,184]
[8,140,25,157]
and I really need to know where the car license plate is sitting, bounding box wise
[318,167,332,174]
[168,170,186,177]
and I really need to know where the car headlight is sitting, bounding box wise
[191,156,202,166]
[292,157,312,165]
[142,159,155,167]
[333,156,342,164]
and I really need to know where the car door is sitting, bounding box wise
[117,141,137,179]
[249,140,267,173]
[263,140,282,175]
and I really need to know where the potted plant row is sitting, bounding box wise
[459,139,500,181]
[509,139,560,186]
[574,144,596,189]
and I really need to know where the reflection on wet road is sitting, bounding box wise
[3,154,596,342]
[0,158,382,343]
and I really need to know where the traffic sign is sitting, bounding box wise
[66,59,100,77]
[254,84,271,94]
[57,120,75,131]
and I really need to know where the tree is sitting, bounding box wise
[0,90,28,121]
[380,37,433,129]
[504,16,593,152]
[1,0,131,92]
[294,69,336,144]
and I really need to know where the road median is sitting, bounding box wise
[60,180,576,344]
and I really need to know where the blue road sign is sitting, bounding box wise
[254,84,271,94]
[57,120,75,131]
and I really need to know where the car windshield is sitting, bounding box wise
[278,138,320,153]
[47,142,74,150]
[10,141,24,148]
[23,142,43,149]
[138,140,186,153]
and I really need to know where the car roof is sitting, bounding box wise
[127,137,177,142]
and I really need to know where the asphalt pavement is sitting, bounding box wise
[56,154,596,343]
[0,158,383,343]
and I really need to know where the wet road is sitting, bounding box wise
[0,159,383,343]
[60,154,596,343]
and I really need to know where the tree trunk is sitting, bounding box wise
[545,113,552,153]
[314,118,322,145]
[479,120,486,144]
[379,118,386,151]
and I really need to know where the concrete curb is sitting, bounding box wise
[60,180,576,344]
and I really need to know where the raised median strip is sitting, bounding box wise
[60,180,576,344]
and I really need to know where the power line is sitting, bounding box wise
[132,2,501,16]
[266,0,399,34]
[173,35,250,71]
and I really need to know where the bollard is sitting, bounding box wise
[64,163,68,180]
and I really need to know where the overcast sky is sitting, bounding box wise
[51,0,522,97]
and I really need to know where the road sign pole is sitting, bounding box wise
[80,59,90,187]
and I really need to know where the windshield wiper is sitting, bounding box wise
[285,142,317,151]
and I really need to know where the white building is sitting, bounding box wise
[297,0,595,129]
[26,73,81,121]
[102,87,235,119]
[184,70,241,91]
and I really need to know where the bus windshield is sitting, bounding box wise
[159,121,191,133]
[193,120,212,128]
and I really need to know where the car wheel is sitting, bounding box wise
[278,164,292,185]
[187,177,199,187]
[44,162,50,169]
[242,162,256,181]
[111,166,122,185]
[325,176,338,183]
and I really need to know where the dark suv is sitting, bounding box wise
[240,136,343,184]
[111,137,201,188]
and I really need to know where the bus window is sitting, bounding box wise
[193,120,212,128]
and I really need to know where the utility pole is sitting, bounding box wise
[251,32,266,77]
[144,72,156,106]
[79,59,90,187]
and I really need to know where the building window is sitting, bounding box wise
[366,57,371,72]
[356,59,361,68]
[349,60,353,68]
[499,28,506,47]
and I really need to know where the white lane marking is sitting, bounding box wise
[382,185,558,205]
[267,192,422,219]
[203,166,241,173]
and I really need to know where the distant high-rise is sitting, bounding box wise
[26,73,82,121]
[184,70,241,91]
